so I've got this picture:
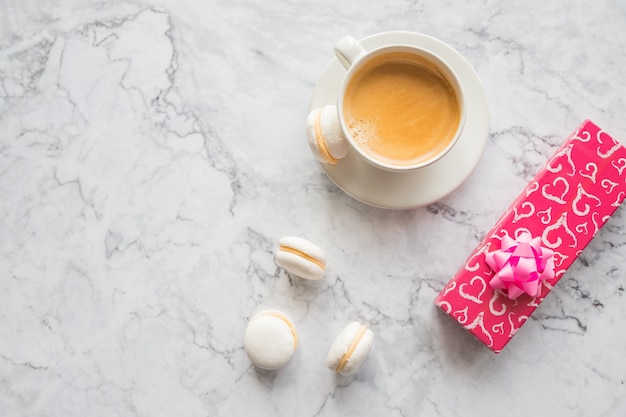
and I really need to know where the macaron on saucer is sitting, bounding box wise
[306,105,349,164]
[243,310,298,370]
[309,31,489,209]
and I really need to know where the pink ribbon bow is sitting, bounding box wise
[485,232,555,300]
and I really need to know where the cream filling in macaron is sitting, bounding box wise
[278,243,325,271]
[314,109,339,164]
[335,324,368,373]
[260,310,298,350]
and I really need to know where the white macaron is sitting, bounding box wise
[275,236,326,280]
[327,322,374,376]
[306,105,348,164]
[243,310,298,370]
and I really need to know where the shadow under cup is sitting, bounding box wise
[338,46,466,172]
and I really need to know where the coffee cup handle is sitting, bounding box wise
[334,36,367,70]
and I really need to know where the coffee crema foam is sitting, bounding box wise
[343,52,461,166]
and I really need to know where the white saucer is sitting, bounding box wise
[310,31,490,209]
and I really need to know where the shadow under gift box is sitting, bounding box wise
[435,120,626,353]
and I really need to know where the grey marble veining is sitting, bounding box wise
[1,0,625,416]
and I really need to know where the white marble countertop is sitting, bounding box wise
[1,1,625,416]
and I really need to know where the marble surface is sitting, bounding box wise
[1,0,625,416]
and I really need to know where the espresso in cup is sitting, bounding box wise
[342,51,462,167]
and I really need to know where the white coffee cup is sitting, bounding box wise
[307,36,466,173]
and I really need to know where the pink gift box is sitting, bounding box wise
[435,120,626,353]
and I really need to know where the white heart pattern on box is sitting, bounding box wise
[601,179,619,194]
[458,276,487,304]
[546,144,575,176]
[573,183,602,216]
[513,201,535,223]
[596,129,622,158]
[579,162,598,183]
[542,211,578,249]
[612,158,626,175]
[542,176,570,204]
